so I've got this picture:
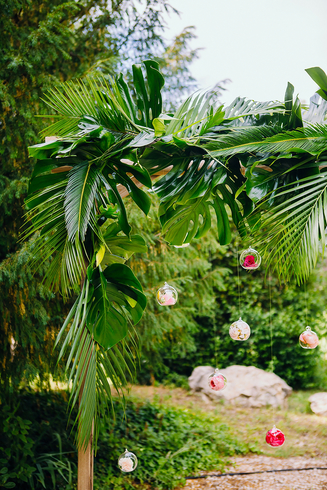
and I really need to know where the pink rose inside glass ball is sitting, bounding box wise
[157,282,178,306]
[299,326,319,349]
[208,369,227,391]
[266,426,285,447]
[118,449,138,472]
[240,247,261,270]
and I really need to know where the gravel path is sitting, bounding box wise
[183,456,327,490]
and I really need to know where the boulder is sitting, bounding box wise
[308,393,327,416]
[188,365,292,408]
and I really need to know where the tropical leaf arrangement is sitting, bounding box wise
[24,61,327,449]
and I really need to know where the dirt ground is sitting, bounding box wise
[183,456,327,490]
[128,385,327,489]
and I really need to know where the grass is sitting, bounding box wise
[128,385,327,459]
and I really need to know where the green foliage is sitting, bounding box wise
[0,406,35,488]
[95,398,249,490]
[125,200,327,390]
[0,240,71,395]
[0,390,249,490]
[0,391,76,489]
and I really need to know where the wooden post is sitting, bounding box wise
[78,422,94,490]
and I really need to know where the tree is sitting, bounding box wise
[0,0,201,403]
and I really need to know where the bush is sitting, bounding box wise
[0,390,252,490]
[95,398,251,490]
[0,390,76,489]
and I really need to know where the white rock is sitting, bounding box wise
[188,365,292,408]
[308,392,327,416]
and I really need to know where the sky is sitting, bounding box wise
[165,0,327,105]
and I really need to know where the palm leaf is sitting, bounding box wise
[208,124,327,158]
[64,162,100,242]
[254,173,327,283]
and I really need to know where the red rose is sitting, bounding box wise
[210,374,225,391]
[243,255,257,268]
[266,427,285,447]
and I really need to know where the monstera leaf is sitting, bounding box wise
[101,234,147,267]
[306,66,327,101]
[141,142,253,245]
[86,264,146,349]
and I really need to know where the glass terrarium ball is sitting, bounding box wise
[229,317,251,341]
[240,247,261,270]
[118,449,138,472]
[174,243,190,248]
[265,425,285,447]
[208,368,227,391]
[157,282,178,306]
[299,326,319,349]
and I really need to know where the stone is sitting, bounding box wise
[308,392,327,416]
[188,365,292,408]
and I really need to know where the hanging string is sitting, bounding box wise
[269,276,273,369]
[214,318,218,368]
[304,281,308,326]
[237,243,241,318]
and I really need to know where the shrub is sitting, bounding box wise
[95,398,251,490]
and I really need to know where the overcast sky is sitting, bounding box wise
[165,0,327,104]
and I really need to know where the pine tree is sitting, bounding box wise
[0,0,199,396]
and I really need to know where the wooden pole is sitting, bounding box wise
[78,422,94,490]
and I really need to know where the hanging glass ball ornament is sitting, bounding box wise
[174,243,190,248]
[240,247,261,270]
[265,425,285,447]
[118,449,138,472]
[208,368,227,391]
[299,326,319,349]
[229,317,251,341]
[157,282,178,306]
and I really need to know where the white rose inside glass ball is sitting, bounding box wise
[118,449,138,472]
[229,317,251,341]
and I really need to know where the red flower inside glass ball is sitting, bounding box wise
[243,255,258,268]
[210,375,225,391]
[208,369,227,391]
[265,425,285,447]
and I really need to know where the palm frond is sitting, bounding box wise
[208,124,327,158]
[223,97,285,121]
[40,61,165,138]
[254,173,327,283]
[64,162,100,242]
[164,91,213,138]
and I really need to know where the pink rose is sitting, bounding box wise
[300,331,319,348]
[163,292,176,306]
[119,457,134,472]
[210,374,225,391]
[266,427,285,447]
[243,255,258,268]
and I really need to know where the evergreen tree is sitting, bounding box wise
[0,0,199,396]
